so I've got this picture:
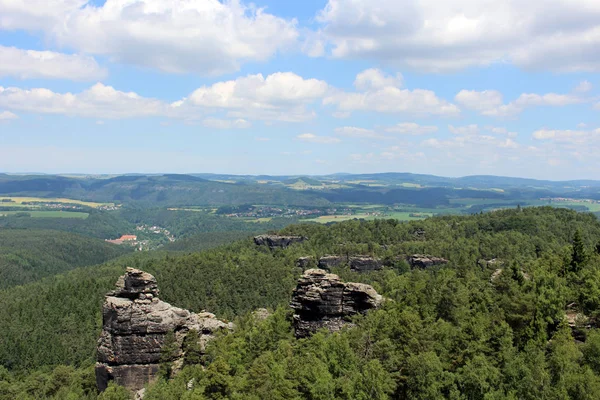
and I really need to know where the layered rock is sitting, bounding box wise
[349,256,383,272]
[254,235,306,249]
[407,254,449,269]
[318,255,347,270]
[296,256,315,269]
[96,268,232,393]
[290,269,382,338]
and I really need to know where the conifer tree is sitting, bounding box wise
[571,229,588,273]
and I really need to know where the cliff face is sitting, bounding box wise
[254,235,307,249]
[317,255,383,272]
[96,268,232,393]
[290,269,382,338]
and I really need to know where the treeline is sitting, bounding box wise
[2,207,600,398]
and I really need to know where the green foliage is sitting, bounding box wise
[3,207,600,399]
[0,229,131,289]
[571,229,589,273]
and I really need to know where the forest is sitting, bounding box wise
[2,207,600,398]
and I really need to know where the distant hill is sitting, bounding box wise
[0,229,132,289]
[0,174,331,207]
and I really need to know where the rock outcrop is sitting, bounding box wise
[407,254,449,269]
[318,255,347,270]
[290,269,382,338]
[296,256,315,269]
[349,256,383,272]
[96,268,232,394]
[254,235,306,249]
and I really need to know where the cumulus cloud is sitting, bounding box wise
[385,122,438,135]
[575,80,593,93]
[354,69,403,91]
[334,126,380,138]
[0,84,174,119]
[456,89,585,117]
[316,0,600,73]
[324,69,460,116]
[0,45,106,81]
[202,118,252,129]
[532,128,599,143]
[0,0,298,76]
[449,124,480,135]
[0,72,330,122]
[297,133,341,144]
[188,72,329,122]
[0,111,18,121]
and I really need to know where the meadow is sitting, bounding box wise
[0,211,89,219]
[0,197,112,208]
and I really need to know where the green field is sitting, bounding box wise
[0,211,89,219]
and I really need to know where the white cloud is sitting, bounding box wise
[354,69,403,91]
[575,80,593,93]
[189,72,329,122]
[385,122,438,135]
[449,124,479,135]
[0,111,18,121]
[202,118,251,129]
[0,83,174,119]
[316,0,600,73]
[456,89,585,117]
[297,133,341,144]
[0,72,329,122]
[532,128,596,142]
[255,137,270,142]
[485,126,518,138]
[334,126,379,138]
[0,45,105,81]
[0,0,298,76]
[324,69,460,116]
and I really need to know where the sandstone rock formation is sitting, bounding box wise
[290,269,382,338]
[407,254,449,269]
[318,255,347,270]
[96,268,232,394]
[254,235,306,249]
[296,256,315,269]
[349,256,383,272]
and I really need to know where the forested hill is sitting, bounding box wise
[3,207,600,399]
[0,174,330,207]
[0,229,133,289]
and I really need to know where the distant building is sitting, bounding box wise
[119,235,137,241]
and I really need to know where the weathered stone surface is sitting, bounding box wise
[349,256,383,272]
[96,268,232,394]
[254,235,306,249]
[291,269,382,338]
[296,257,315,269]
[407,254,449,269]
[318,255,347,270]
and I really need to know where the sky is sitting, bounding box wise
[0,0,599,179]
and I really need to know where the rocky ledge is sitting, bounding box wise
[317,255,383,272]
[254,235,307,249]
[96,268,232,394]
[290,269,382,338]
[407,254,449,269]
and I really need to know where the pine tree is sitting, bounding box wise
[159,330,179,379]
[183,329,203,366]
[571,230,588,273]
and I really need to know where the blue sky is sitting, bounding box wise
[0,0,599,179]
